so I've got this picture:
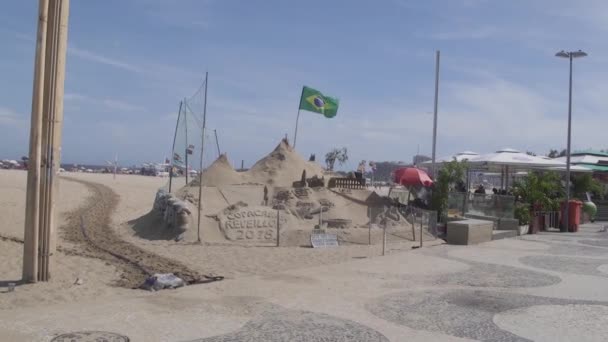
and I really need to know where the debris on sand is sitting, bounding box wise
[140,273,185,291]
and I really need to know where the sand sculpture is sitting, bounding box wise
[153,189,192,233]
[151,138,414,245]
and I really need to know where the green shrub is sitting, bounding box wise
[514,203,531,225]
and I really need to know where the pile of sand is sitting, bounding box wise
[193,153,244,187]
[186,139,324,188]
[246,139,324,187]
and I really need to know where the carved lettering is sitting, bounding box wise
[223,208,288,241]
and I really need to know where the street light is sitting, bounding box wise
[555,49,587,232]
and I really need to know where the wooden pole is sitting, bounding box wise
[368,206,372,245]
[382,223,387,256]
[44,0,70,281]
[419,212,424,248]
[24,0,70,282]
[168,102,182,193]
[276,209,280,247]
[39,0,57,282]
[214,129,221,157]
[23,0,50,283]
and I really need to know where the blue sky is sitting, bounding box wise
[1,0,608,170]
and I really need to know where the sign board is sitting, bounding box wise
[220,206,289,242]
[311,233,339,248]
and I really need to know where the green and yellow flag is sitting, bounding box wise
[298,86,339,118]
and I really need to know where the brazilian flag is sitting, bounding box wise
[298,86,339,118]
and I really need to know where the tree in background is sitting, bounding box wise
[430,160,467,221]
[325,147,348,171]
[547,149,559,158]
[526,151,537,156]
[570,173,602,200]
[547,149,567,158]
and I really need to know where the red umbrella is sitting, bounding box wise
[393,167,434,187]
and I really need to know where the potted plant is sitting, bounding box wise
[512,171,563,233]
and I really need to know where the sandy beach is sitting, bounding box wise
[0,167,436,311]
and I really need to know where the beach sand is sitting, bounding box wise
[0,168,439,311]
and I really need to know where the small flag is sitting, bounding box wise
[298,86,339,118]
[173,153,183,164]
[369,161,377,172]
[186,144,195,155]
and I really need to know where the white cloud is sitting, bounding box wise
[68,46,144,74]
[64,92,145,113]
[0,107,26,126]
[64,93,89,102]
[102,99,145,112]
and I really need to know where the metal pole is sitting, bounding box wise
[431,50,440,179]
[293,87,305,148]
[168,102,182,193]
[197,72,208,243]
[214,129,221,157]
[563,55,573,232]
[293,110,301,148]
[184,99,189,186]
[23,0,49,283]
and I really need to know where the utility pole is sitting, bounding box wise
[555,50,588,232]
[431,50,440,179]
[23,0,70,282]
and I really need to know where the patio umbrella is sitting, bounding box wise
[394,167,434,187]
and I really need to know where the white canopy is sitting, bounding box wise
[467,148,565,170]
[546,165,593,173]
[554,155,608,165]
[423,151,480,164]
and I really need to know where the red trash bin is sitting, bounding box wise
[560,200,583,232]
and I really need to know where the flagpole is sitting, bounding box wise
[168,101,182,193]
[293,86,305,148]
[197,72,208,244]
[184,98,189,186]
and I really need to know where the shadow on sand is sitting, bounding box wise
[128,211,184,241]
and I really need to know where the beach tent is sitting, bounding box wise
[394,167,434,187]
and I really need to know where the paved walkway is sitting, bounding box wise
[3,223,608,341]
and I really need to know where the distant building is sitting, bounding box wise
[413,154,431,166]
[556,149,608,182]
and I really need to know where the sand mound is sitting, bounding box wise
[246,139,324,186]
[192,154,246,187]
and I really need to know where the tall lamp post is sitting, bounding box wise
[431,50,440,179]
[555,49,587,232]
